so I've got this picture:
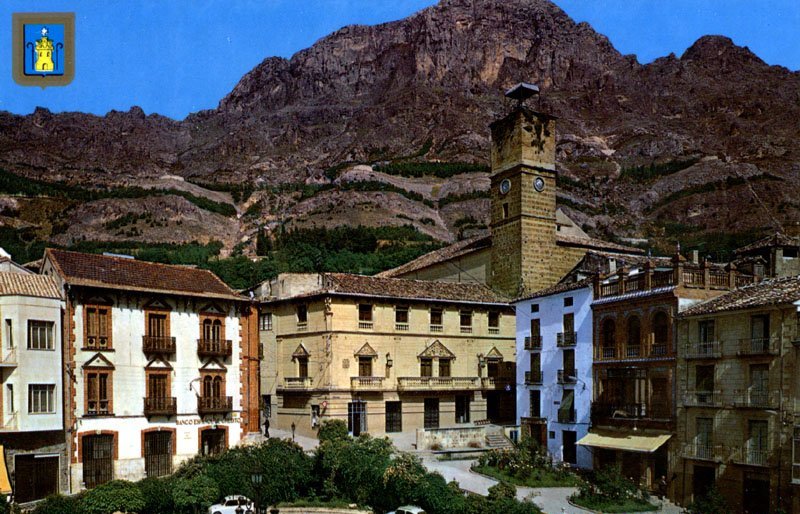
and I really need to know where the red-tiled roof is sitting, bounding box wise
[680,275,800,317]
[45,249,243,301]
[735,232,799,254]
[268,272,509,305]
[514,277,593,303]
[0,273,60,299]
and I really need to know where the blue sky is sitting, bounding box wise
[1,0,798,120]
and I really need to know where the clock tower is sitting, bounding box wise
[489,85,558,298]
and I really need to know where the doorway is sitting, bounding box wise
[348,401,367,436]
[692,465,715,503]
[743,476,770,514]
[424,398,439,429]
[14,454,58,502]
[562,430,577,464]
[82,434,114,489]
[385,401,402,433]
[200,428,226,456]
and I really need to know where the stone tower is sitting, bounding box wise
[489,97,558,298]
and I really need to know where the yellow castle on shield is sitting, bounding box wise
[34,27,54,72]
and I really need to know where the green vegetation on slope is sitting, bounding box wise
[374,161,489,178]
[620,158,700,182]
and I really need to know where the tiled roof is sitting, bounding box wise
[0,273,60,299]
[378,232,643,279]
[272,272,509,305]
[514,277,593,303]
[45,249,243,301]
[680,275,800,317]
[735,232,799,254]
[376,234,491,278]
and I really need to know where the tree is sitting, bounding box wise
[80,480,146,514]
[31,495,82,514]
[172,474,219,514]
[687,487,729,514]
[317,419,349,444]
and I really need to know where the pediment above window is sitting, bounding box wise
[82,353,115,370]
[419,340,455,359]
[354,342,377,358]
[292,344,310,359]
[485,346,504,360]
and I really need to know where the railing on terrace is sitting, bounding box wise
[282,377,313,389]
[595,263,755,299]
[481,377,513,389]
[595,346,617,361]
[732,445,770,467]
[685,341,722,359]
[524,335,542,350]
[142,336,176,354]
[350,376,385,390]
[683,442,725,462]
[684,390,723,408]
[524,370,543,385]
[397,377,479,391]
[358,321,373,330]
[144,396,177,417]
[557,332,577,347]
[732,389,778,409]
[0,349,17,366]
[197,339,232,357]
[430,324,443,333]
[738,337,779,356]
[197,396,232,415]
[625,344,641,358]
[395,323,409,331]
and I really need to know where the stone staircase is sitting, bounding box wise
[485,432,513,449]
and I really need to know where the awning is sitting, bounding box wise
[577,431,671,453]
[0,446,11,495]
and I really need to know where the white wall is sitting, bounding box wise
[515,286,593,469]
[0,295,63,432]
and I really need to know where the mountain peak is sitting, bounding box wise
[681,35,764,67]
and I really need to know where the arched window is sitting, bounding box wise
[202,375,213,397]
[627,316,641,357]
[652,311,670,355]
[202,319,213,340]
[601,318,616,359]
[212,376,223,398]
[212,320,222,341]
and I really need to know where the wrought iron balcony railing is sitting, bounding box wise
[557,332,577,347]
[142,336,176,354]
[197,396,232,415]
[144,396,177,417]
[525,370,543,385]
[197,339,232,357]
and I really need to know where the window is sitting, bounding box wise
[420,358,432,377]
[358,304,373,322]
[652,311,669,353]
[358,356,372,377]
[455,395,471,423]
[696,417,713,458]
[395,306,409,325]
[27,320,54,350]
[751,314,770,343]
[558,389,575,423]
[460,310,472,333]
[202,318,223,341]
[296,304,308,324]
[297,357,309,378]
[86,371,111,415]
[259,312,273,331]
[698,320,715,343]
[85,306,110,348]
[147,372,169,399]
[749,364,769,405]
[562,349,575,375]
[4,319,11,348]
[430,307,443,329]
[386,401,402,433]
[529,389,541,417]
[28,384,55,414]
[627,316,641,356]
[563,296,573,307]
[530,318,541,337]
[6,384,12,414]
[793,427,800,483]
[439,358,451,378]
[695,365,714,404]
[563,313,574,334]
[147,313,168,338]
[202,374,225,399]
[502,203,509,219]
[531,304,539,313]
[488,311,500,330]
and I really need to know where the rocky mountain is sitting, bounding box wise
[1,0,799,258]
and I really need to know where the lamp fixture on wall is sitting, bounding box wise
[386,352,393,367]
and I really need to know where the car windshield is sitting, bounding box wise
[225,499,243,506]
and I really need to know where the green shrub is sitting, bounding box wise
[487,481,516,501]
[138,476,176,514]
[316,435,393,506]
[31,494,82,514]
[374,161,488,178]
[172,474,219,514]
[317,420,349,444]
[686,487,729,514]
[80,480,146,514]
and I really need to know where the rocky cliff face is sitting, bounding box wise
[0,0,798,254]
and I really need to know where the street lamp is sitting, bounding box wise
[251,472,263,514]
[291,422,296,441]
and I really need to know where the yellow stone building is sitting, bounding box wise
[256,273,515,438]
[675,275,800,513]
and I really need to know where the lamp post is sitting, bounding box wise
[251,472,263,514]
[291,422,296,442]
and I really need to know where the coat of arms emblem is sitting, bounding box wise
[12,12,75,87]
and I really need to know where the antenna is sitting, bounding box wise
[505,82,540,108]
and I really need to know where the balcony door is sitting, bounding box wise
[424,398,439,429]
[358,357,372,377]
[563,349,575,374]
[385,401,402,433]
[148,313,168,338]
[748,420,768,464]
[750,364,769,404]
[348,401,367,436]
[148,373,168,400]
[695,417,713,459]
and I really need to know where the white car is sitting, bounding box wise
[208,495,255,514]
[388,506,427,514]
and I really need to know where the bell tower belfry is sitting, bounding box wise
[489,83,559,297]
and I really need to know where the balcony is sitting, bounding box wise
[525,370,543,385]
[197,339,232,358]
[481,377,513,390]
[430,324,443,333]
[732,389,778,409]
[296,322,307,332]
[625,344,642,358]
[395,323,409,331]
[197,396,232,415]
[592,402,646,420]
[685,341,722,359]
[683,442,725,462]
[650,343,669,357]
[558,410,576,423]
[358,321,373,330]
[732,445,771,467]
[397,377,479,391]
[684,390,723,408]
[144,396,177,417]
[595,265,753,300]
[142,336,176,355]
[281,377,313,390]
[738,337,778,357]
[0,349,16,368]
[595,346,617,361]
[460,326,473,334]
[557,332,577,347]
[524,335,542,351]
[350,376,385,391]
[558,369,578,384]
[488,327,500,335]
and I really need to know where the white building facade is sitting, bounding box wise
[0,272,68,503]
[41,249,260,491]
[515,279,593,469]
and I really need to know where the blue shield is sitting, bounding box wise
[23,23,65,76]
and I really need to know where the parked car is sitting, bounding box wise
[387,506,427,514]
[208,495,255,514]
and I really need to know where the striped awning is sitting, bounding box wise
[577,431,671,453]
[0,447,11,495]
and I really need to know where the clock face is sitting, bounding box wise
[500,179,511,195]
[533,177,545,192]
